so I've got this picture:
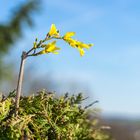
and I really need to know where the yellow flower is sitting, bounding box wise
[63,32,77,47]
[48,24,59,36]
[76,42,93,56]
[63,31,93,56]
[45,41,60,54]
[63,32,75,39]
[63,37,91,56]
[37,41,60,55]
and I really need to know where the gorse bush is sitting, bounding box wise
[0,90,112,140]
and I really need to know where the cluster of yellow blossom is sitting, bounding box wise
[37,41,60,55]
[33,24,93,56]
[63,31,93,56]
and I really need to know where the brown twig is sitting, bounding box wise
[15,51,27,116]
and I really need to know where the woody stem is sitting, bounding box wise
[15,51,27,116]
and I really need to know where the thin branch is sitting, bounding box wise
[84,100,99,109]
[15,51,27,116]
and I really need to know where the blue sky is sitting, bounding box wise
[0,0,140,117]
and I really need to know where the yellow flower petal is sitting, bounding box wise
[45,41,55,49]
[64,38,77,48]
[48,24,59,36]
[45,41,60,53]
[63,32,75,39]
[78,47,85,56]
[48,46,60,52]
[77,42,93,49]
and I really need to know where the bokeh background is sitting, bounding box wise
[0,0,140,139]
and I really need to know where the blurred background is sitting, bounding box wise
[0,0,140,139]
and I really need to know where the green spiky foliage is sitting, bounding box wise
[0,0,40,81]
[0,90,112,140]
